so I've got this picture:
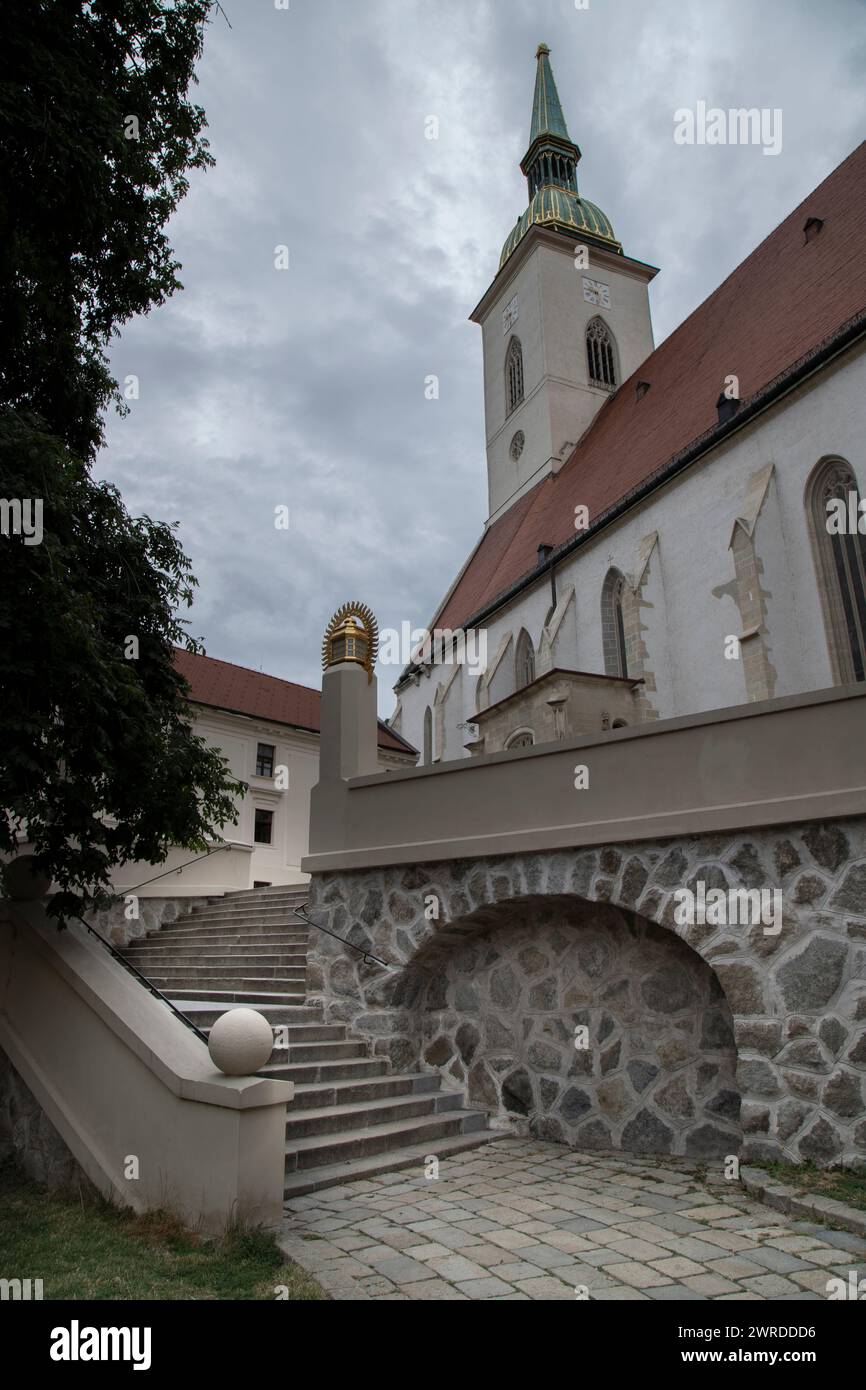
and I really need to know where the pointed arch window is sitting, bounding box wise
[807,457,866,683]
[505,336,524,416]
[586,317,618,391]
[515,628,536,690]
[601,569,629,678]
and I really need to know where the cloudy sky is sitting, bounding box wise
[100,0,866,716]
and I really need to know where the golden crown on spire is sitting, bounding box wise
[321,602,379,682]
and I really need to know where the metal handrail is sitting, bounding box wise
[292,903,394,971]
[74,915,209,1045]
[75,893,396,1059]
[114,839,237,899]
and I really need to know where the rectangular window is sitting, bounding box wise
[255,742,275,778]
[254,809,273,845]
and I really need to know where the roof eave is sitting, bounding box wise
[183,694,416,757]
[470,223,658,324]
[436,309,866,642]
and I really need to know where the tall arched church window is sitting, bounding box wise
[505,336,524,416]
[807,457,866,683]
[515,628,536,690]
[601,569,629,678]
[423,707,434,765]
[586,317,618,391]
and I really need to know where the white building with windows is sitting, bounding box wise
[391,44,866,762]
[107,649,417,897]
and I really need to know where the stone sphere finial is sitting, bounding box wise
[207,1008,274,1076]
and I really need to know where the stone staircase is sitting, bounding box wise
[121,886,493,1200]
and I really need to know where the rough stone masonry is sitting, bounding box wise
[306,818,866,1169]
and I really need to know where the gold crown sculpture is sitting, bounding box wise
[321,602,379,682]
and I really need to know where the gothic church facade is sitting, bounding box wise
[391,46,866,762]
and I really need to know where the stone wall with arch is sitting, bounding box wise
[306,816,866,1169]
[416,896,740,1158]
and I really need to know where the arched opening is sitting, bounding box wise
[417,895,740,1158]
[505,728,535,750]
[505,336,524,416]
[601,568,629,677]
[515,627,536,690]
[806,456,866,683]
[586,316,618,391]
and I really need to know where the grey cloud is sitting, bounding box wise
[99,0,866,714]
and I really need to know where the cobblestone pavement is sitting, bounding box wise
[279,1140,866,1301]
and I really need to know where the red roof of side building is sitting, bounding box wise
[173,648,417,756]
[434,141,866,635]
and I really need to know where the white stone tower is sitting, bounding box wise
[472,44,659,523]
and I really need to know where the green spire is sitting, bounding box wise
[521,45,581,203]
[499,44,622,272]
[529,43,571,145]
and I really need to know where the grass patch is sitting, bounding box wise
[753,1160,866,1213]
[0,1160,325,1300]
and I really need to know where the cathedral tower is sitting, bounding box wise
[472,44,658,522]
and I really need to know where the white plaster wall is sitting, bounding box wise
[195,709,315,885]
[548,588,579,670]
[486,634,516,708]
[751,471,803,699]
[481,253,551,516]
[394,344,866,759]
[111,704,408,894]
[440,666,466,761]
[481,237,655,519]
[538,243,655,435]
[638,544,675,713]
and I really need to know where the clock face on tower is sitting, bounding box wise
[582,276,611,308]
[502,294,519,335]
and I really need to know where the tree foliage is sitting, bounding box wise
[0,2,246,919]
[0,0,215,459]
[0,415,244,920]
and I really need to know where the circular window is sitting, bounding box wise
[510,430,525,462]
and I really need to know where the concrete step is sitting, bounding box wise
[289,1072,438,1109]
[284,1109,489,1173]
[174,1002,323,1026]
[284,1090,461,1138]
[262,1057,390,1085]
[142,978,306,996]
[263,1039,371,1063]
[135,931,309,946]
[185,904,306,916]
[223,890,309,901]
[176,923,308,936]
[124,952,307,969]
[164,988,307,1005]
[220,903,308,911]
[283,1132,500,1198]
[140,965,306,982]
[186,906,308,922]
[199,1022,345,1045]
[127,939,308,954]
[142,927,308,938]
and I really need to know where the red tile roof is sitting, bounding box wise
[173,648,416,756]
[435,141,866,634]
